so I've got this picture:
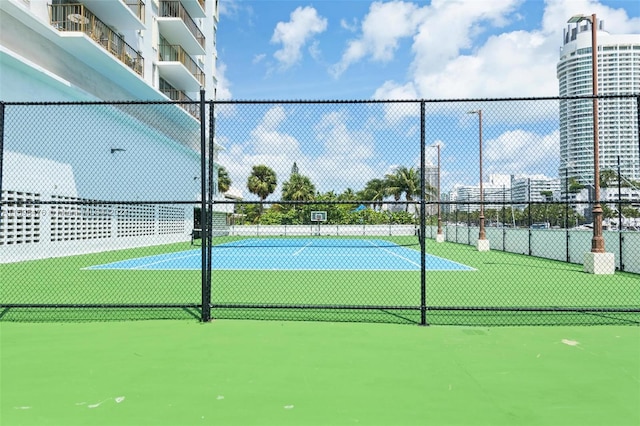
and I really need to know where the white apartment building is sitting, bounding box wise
[0,0,223,262]
[448,174,512,213]
[557,18,640,199]
[1,0,218,103]
[510,175,561,204]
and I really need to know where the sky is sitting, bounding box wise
[213,0,640,198]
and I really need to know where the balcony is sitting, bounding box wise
[180,0,206,19]
[157,1,205,55]
[49,4,144,76]
[160,78,200,121]
[78,0,145,31]
[157,43,204,91]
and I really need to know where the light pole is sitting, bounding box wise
[429,143,444,243]
[567,13,614,274]
[468,109,489,251]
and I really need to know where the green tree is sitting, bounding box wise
[362,178,386,210]
[218,166,231,194]
[282,173,316,222]
[247,165,277,215]
[282,173,315,202]
[540,190,553,201]
[385,166,431,213]
[568,177,584,193]
[338,188,357,202]
[599,169,618,188]
[384,172,403,204]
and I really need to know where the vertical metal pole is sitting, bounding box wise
[637,96,640,166]
[455,207,458,242]
[528,179,532,256]
[617,155,623,270]
[590,13,605,254]
[436,144,442,237]
[478,110,486,241]
[0,103,5,223]
[199,89,210,322]
[502,185,506,251]
[419,101,427,326]
[467,199,470,244]
[206,99,215,314]
[565,168,570,262]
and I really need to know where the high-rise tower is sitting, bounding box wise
[557,18,640,197]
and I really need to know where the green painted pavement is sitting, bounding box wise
[2,320,639,425]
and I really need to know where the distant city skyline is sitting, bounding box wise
[216,0,640,200]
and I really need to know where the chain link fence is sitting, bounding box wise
[1,97,639,325]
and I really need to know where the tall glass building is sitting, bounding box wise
[557,18,640,200]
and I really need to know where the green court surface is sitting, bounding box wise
[0,238,638,325]
[1,320,639,426]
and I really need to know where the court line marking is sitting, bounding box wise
[419,250,477,271]
[365,240,421,268]
[292,241,314,256]
[82,250,201,270]
[131,252,200,270]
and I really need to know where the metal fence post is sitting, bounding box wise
[0,102,4,223]
[419,101,427,326]
[200,89,211,322]
[206,99,215,315]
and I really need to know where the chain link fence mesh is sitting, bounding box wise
[1,98,639,325]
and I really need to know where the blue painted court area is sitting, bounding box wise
[86,238,475,271]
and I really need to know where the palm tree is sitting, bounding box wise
[568,177,584,193]
[218,166,231,194]
[599,169,618,188]
[247,165,277,215]
[362,178,386,211]
[384,172,403,205]
[385,166,422,212]
[282,173,315,222]
[338,188,357,201]
[282,173,315,202]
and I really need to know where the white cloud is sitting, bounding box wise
[340,17,359,33]
[271,6,328,69]
[315,111,375,158]
[215,62,232,100]
[218,106,304,199]
[252,53,266,64]
[485,129,560,175]
[308,40,322,62]
[395,0,639,99]
[219,0,241,17]
[250,106,301,155]
[372,81,420,124]
[218,106,382,198]
[330,1,428,77]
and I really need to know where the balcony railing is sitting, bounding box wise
[124,0,146,24]
[158,43,205,86]
[159,1,205,50]
[49,4,144,77]
[160,83,200,120]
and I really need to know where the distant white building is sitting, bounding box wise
[511,175,561,204]
[572,186,640,220]
[448,174,512,212]
[557,17,640,197]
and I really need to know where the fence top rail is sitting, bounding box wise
[2,93,639,106]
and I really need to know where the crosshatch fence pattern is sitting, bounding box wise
[0,98,639,325]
